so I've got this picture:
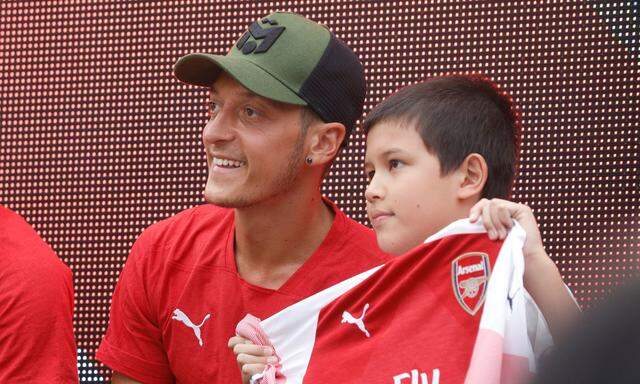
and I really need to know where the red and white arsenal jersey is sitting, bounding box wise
[96,199,389,383]
[244,219,552,384]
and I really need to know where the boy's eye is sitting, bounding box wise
[366,170,375,180]
[389,159,402,169]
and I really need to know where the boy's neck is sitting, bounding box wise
[432,199,480,235]
[452,199,479,224]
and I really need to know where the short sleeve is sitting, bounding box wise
[96,232,174,384]
[0,242,79,382]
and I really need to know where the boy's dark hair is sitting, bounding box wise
[363,74,522,199]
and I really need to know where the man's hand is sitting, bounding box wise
[469,198,580,341]
[228,336,277,384]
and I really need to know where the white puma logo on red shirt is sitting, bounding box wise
[172,309,211,347]
[341,303,371,337]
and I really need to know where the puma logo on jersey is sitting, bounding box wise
[341,303,371,338]
[393,368,440,384]
[171,309,211,347]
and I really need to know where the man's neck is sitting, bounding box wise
[233,189,335,289]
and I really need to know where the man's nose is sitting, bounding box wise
[202,112,234,145]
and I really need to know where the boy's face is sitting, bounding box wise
[364,120,461,255]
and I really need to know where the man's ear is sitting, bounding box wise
[306,122,346,166]
[457,153,488,200]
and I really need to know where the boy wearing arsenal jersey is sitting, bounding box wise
[362,74,579,340]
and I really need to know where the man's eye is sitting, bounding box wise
[208,101,220,116]
[244,107,258,118]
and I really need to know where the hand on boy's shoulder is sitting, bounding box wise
[469,198,547,262]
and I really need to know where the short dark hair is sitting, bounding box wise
[363,74,522,199]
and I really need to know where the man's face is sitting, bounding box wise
[364,120,460,255]
[202,73,307,207]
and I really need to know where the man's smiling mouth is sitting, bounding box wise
[213,157,246,168]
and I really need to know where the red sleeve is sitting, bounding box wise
[96,230,174,384]
[0,233,78,382]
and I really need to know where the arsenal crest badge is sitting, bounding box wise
[451,252,491,315]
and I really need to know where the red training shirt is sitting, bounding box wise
[0,205,78,383]
[97,199,389,383]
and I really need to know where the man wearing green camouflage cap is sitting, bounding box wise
[97,12,389,383]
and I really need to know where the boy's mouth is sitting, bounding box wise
[369,210,394,227]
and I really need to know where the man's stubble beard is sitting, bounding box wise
[203,132,306,209]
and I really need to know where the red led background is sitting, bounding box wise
[1,1,638,382]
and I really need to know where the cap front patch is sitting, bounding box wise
[451,252,491,315]
[236,19,286,54]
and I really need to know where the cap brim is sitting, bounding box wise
[174,53,307,106]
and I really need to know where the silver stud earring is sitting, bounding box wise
[305,156,313,165]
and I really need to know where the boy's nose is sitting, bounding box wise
[364,179,384,202]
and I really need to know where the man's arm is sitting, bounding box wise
[470,198,581,342]
[95,230,174,383]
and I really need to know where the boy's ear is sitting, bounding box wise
[307,122,346,166]
[457,153,488,200]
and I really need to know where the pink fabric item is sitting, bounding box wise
[464,329,531,384]
[464,329,504,384]
[236,314,286,384]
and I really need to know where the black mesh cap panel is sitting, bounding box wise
[298,33,366,146]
